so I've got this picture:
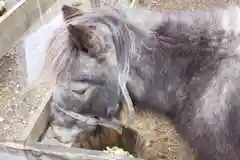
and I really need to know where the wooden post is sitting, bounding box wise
[0,0,56,59]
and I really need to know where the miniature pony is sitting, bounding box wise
[43,4,240,160]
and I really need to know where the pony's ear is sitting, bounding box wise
[67,24,104,57]
[61,5,83,21]
[67,24,94,52]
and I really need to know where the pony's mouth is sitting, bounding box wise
[53,103,123,134]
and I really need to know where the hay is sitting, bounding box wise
[119,105,195,160]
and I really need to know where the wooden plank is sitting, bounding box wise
[20,91,52,143]
[0,0,56,59]
[0,139,142,160]
[0,140,27,160]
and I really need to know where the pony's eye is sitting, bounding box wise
[70,82,89,95]
[82,47,88,53]
[88,25,96,30]
[72,88,87,95]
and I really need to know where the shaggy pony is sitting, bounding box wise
[42,4,240,160]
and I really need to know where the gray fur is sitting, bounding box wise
[44,5,240,160]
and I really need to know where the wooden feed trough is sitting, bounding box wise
[0,87,195,160]
[13,91,145,160]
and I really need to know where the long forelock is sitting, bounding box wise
[41,25,76,83]
[42,6,153,87]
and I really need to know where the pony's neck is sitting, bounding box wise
[124,9,228,114]
[125,34,172,112]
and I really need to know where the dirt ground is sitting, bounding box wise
[0,40,26,139]
[146,0,237,11]
[1,0,240,159]
[0,39,48,139]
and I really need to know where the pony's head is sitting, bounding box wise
[42,5,151,129]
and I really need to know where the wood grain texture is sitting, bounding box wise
[20,91,52,143]
[0,0,56,59]
[0,139,143,160]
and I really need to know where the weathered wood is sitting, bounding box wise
[20,91,52,143]
[0,140,27,160]
[0,140,143,160]
[0,0,56,59]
